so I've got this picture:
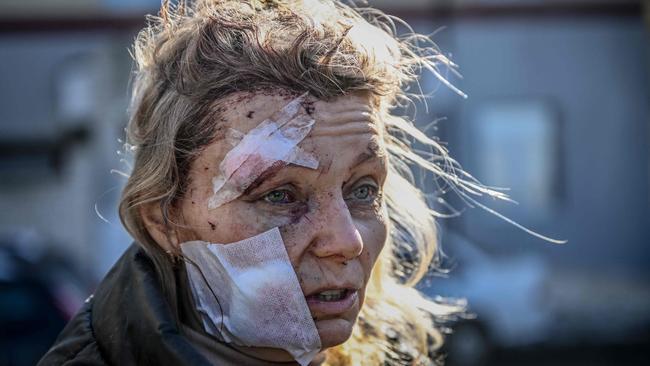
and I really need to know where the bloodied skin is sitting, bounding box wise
[174,89,389,358]
[207,93,318,209]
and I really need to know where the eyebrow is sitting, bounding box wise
[241,160,287,195]
[241,141,385,195]
[350,141,385,168]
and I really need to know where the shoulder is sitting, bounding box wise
[40,244,212,366]
[38,244,283,366]
[37,297,108,366]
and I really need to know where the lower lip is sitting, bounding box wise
[305,290,358,316]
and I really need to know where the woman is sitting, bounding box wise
[39,0,500,365]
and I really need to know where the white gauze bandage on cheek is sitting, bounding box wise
[180,227,321,366]
[208,93,319,209]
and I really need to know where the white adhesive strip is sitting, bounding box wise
[208,93,319,209]
[181,227,321,365]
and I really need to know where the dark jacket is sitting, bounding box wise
[38,244,297,366]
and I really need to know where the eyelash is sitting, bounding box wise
[260,180,380,205]
[262,189,296,204]
[346,183,378,203]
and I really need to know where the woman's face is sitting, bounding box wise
[175,90,388,349]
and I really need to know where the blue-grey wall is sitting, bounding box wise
[413,15,649,277]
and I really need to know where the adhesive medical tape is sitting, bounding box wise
[208,93,319,209]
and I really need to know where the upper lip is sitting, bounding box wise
[304,284,360,297]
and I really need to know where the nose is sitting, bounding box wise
[309,193,364,262]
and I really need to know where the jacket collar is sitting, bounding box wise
[91,244,212,365]
[90,244,295,366]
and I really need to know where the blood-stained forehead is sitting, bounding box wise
[208,92,320,209]
[202,90,383,209]
[215,89,379,138]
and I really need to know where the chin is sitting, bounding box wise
[315,317,356,349]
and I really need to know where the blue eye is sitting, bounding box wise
[264,190,294,204]
[351,184,377,201]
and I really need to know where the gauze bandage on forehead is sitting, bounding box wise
[180,227,321,366]
[208,93,319,209]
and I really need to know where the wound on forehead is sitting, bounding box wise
[207,93,320,209]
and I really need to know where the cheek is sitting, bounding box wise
[211,204,291,243]
[357,217,388,276]
[277,204,316,270]
[180,181,308,248]
[180,191,290,245]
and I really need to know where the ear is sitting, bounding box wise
[139,202,180,253]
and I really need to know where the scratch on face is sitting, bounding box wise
[303,212,313,225]
[367,139,384,158]
[349,140,386,171]
[289,203,310,225]
[317,159,333,179]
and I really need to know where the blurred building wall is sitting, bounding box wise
[0,32,137,280]
[442,15,648,277]
[368,0,649,279]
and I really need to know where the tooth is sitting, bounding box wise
[315,289,346,301]
[320,290,342,296]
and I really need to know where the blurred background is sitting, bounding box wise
[0,0,648,365]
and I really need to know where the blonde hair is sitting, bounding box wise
[118,0,506,364]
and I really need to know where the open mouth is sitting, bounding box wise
[304,288,358,316]
[305,286,359,319]
[306,289,351,302]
